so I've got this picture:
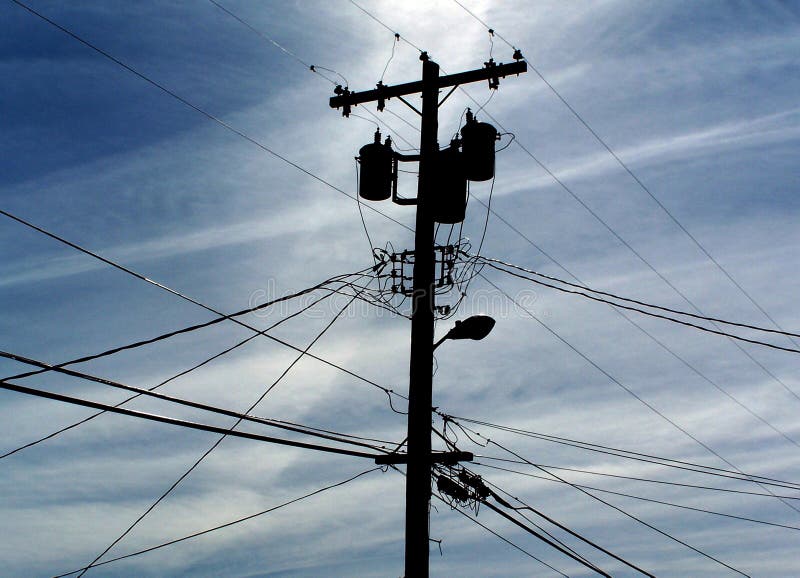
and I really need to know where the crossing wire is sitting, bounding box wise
[472,462,800,533]
[52,467,383,577]
[476,255,800,341]
[453,416,800,491]
[479,259,800,355]
[477,460,800,501]
[431,491,571,577]
[343,0,800,478]
[6,0,412,233]
[475,273,800,515]
[0,222,407,403]
[0,380,381,460]
[449,0,799,351]
[345,0,800,418]
[0,350,398,454]
[457,422,751,577]
[475,472,657,577]
[0,276,393,460]
[72,289,365,576]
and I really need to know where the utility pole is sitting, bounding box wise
[331,52,526,578]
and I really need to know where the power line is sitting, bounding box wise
[0,258,406,405]
[473,462,800,533]
[480,258,800,355]
[0,350,397,454]
[343,0,800,482]
[71,290,368,576]
[479,257,800,449]
[478,255,800,341]
[206,0,420,151]
[53,466,382,577]
[430,491,571,577]
[444,0,800,403]
[476,461,800,501]
[478,497,611,577]
[0,283,389,460]
[7,0,413,234]
[471,429,751,577]
[0,379,381,460]
[451,415,800,491]
[476,473,656,577]
[475,274,800,515]
[434,428,596,570]
[449,0,799,352]
[1,268,406,401]
[347,0,425,54]
[434,429,649,575]
[463,203,800,448]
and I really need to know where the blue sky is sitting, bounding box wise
[1,1,799,576]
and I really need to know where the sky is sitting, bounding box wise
[1,0,799,576]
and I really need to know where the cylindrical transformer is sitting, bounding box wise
[460,111,497,182]
[358,130,393,201]
[431,144,467,224]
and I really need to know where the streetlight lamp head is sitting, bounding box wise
[445,314,496,341]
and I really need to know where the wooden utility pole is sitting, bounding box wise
[331,53,526,578]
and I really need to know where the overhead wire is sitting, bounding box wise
[430,491,571,577]
[434,465,613,576]
[6,0,413,234]
[458,422,751,577]
[479,258,800,355]
[338,0,800,446]
[345,0,800,419]
[208,0,420,151]
[0,274,402,460]
[449,0,799,352]
[53,466,382,577]
[473,472,656,577]
[475,273,800,515]
[478,255,800,341]
[0,350,399,454]
[472,462,800,533]
[0,265,407,409]
[71,288,368,576]
[0,380,381,460]
[436,0,800,415]
[452,412,800,488]
[434,428,635,575]
[475,461,800,501]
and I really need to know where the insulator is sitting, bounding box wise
[431,144,467,224]
[460,111,498,182]
[358,130,394,201]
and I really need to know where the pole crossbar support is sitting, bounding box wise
[329,60,527,110]
[375,451,474,466]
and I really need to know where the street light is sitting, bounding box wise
[433,314,496,350]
